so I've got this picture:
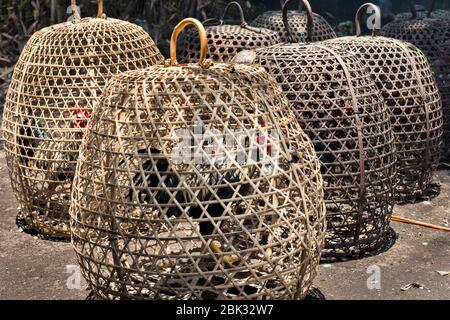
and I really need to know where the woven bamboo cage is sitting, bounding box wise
[395,1,450,21]
[70,18,326,300]
[177,2,280,64]
[431,39,450,157]
[325,3,443,202]
[381,1,450,157]
[2,0,163,238]
[255,0,396,258]
[251,0,336,43]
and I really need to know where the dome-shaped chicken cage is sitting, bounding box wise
[381,1,450,157]
[70,19,326,300]
[431,39,450,156]
[177,2,280,64]
[251,0,336,43]
[255,0,396,258]
[395,1,450,21]
[2,0,164,238]
[326,3,443,203]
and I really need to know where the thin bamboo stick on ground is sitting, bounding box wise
[391,216,450,232]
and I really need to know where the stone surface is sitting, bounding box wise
[0,147,448,300]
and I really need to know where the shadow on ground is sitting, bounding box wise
[0,149,448,300]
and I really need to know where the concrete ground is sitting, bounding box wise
[0,145,448,300]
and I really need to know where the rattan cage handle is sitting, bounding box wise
[409,0,418,19]
[220,1,247,27]
[428,0,437,18]
[207,1,266,33]
[71,0,105,20]
[280,0,304,12]
[71,0,81,22]
[409,0,436,19]
[409,0,435,18]
[166,18,212,69]
[202,18,222,26]
[355,3,381,36]
[97,0,106,18]
[282,0,313,43]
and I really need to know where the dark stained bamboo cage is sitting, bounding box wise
[326,3,443,202]
[395,1,450,21]
[2,0,163,238]
[70,18,326,300]
[255,0,396,258]
[251,0,336,43]
[431,38,450,154]
[177,2,280,64]
[381,0,450,157]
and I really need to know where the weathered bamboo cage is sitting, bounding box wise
[255,0,396,258]
[395,1,450,21]
[177,2,280,63]
[431,39,450,155]
[251,0,336,43]
[70,18,326,300]
[2,0,163,238]
[381,0,450,157]
[326,3,443,202]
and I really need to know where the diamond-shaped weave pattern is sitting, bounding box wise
[431,39,450,156]
[395,10,450,21]
[2,17,163,238]
[381,18,450,156]
[251,10,336,43]
[255,44,396,258]
[70,63,326,300]
[177,25,280,63]
[326,36,443,202]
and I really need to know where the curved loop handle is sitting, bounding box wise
[166,18,211,69]
[409,0,435,19]
[409,0,418,19]
[71,0,106,20]
[282,0,313,43]
[207,2,269,34]
[220,1,247,27]
[97,0,106,18]
[280,0,303,12]
[202,18,222,26]
[71,0,81,22]
[428,0,437,18]
[355,3,381,36]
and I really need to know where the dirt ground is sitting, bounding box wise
[0,144,448,300]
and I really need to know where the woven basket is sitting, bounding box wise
[431,39,450,156]
[255,0,396,258]
[395,1,450,21]
[251,0,336,43]
[2,0,163,238]
[326,3,443,202]
[70,18,326,300]
[381,1,450,157]
[177,2,280,63]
